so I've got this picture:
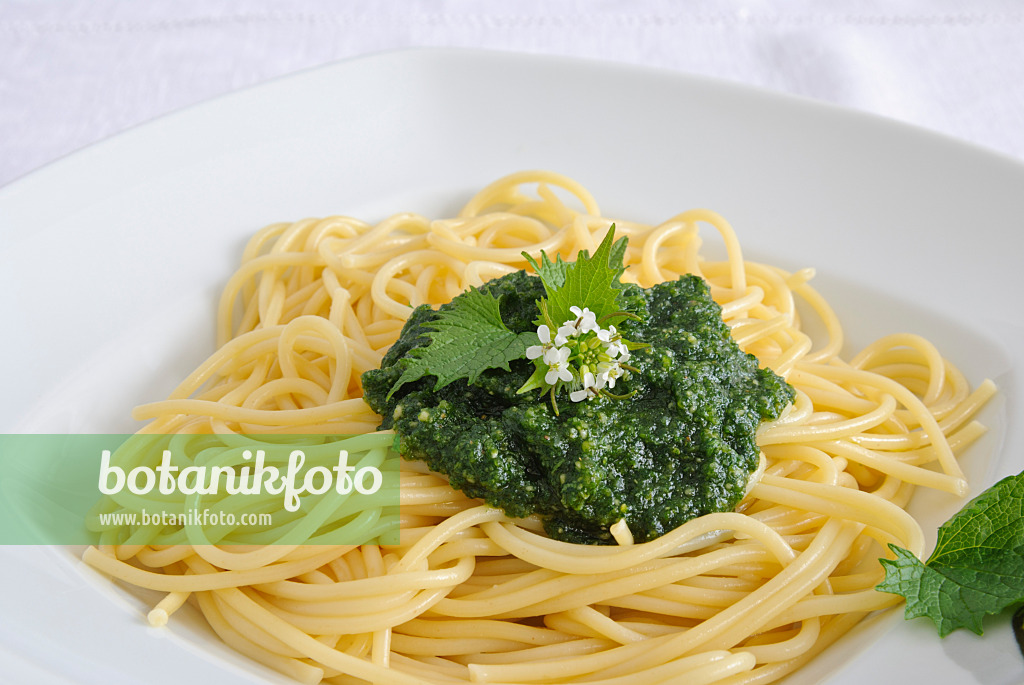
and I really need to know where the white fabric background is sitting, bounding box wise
[2,0,1024,189]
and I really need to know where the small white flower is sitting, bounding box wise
[543,345,566,365]
[556,323,576,345]
[570,306,598,333]
[598,362,624,389]
[545,347,574,385]
[569,371,601,402]
[607,340,629,361]
[526,324,553,360]
[526,345,545,360]
[595,324,616,343]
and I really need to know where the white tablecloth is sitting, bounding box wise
[3,0,1024,188]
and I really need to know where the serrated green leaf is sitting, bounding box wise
[387,287,537,399]
[877,469,1024,636]
[547,226,627,325]
[523,250,568,292]
[608,232,628,278]
[524,225,630,329]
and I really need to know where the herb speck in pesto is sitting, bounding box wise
[361,234,794,545]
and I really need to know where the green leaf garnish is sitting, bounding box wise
[524,225,629,328]
[382,225,643,412]
[518,225,647,413]
[386,287,536,399]
[525,250,569,292]
[877,469,1024,636]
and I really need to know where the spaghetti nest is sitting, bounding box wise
[84,171,995,685]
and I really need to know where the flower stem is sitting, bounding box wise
[549,384,561,416]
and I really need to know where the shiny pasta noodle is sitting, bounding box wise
[84,171,995,685]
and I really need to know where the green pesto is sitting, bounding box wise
[361,270,794,544]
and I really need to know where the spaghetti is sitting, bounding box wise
[84,171,995,684]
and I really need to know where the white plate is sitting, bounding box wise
[0,48,1021,685]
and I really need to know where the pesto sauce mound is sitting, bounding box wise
[361,271,794,545]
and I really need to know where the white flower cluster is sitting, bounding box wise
[526,306,631,403]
